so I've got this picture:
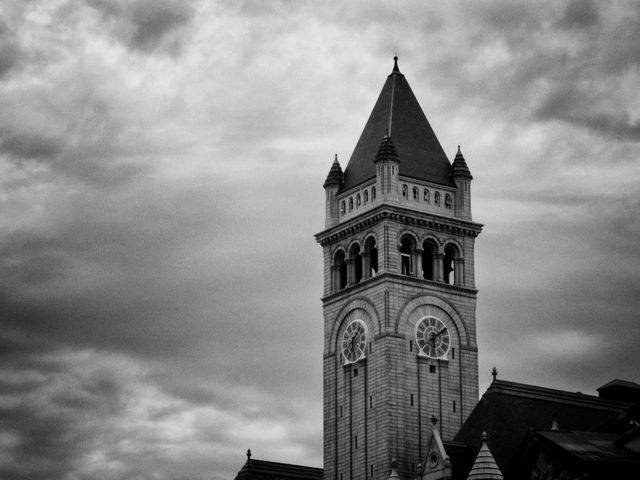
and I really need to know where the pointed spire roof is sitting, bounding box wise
[341,57,454,192]
[451,145,472,179]
[324,154,344,188]
[374,135,399,163]
[466,433,503,480]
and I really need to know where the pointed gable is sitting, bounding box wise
[341,57,454,192]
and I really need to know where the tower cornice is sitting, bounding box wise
[315,204,483,246]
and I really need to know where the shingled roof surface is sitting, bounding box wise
[233,459,323,480]
[340,58,454,192]
[453,379,632,479]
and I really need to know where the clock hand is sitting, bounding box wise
[433,327,447,338]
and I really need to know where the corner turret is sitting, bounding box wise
[451,146,473,220]
[374,134,400,202]
[324,154,343,228]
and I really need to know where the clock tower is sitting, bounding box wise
[315,58,482,480]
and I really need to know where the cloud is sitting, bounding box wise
[557,0,600,29]
[85,0,194,55]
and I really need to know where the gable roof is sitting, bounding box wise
[514,429,640,478]
[233,458,323,480]
[454,379,632,479]
[341,57,454,192]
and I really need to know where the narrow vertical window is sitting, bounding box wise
[340,405,343,417]
[445,194,452,209]
[371,465,374,477]
[349,197,353,211]
[452,348,455,359]
[353,368,358,377]
[424,189,430,203]
[371,186,376,200]
[434,191,440,205]
[453,400,456,412]
[340,201,346,214]
[356,193,361,207]
[413,186,419,200]
[410,394,414,406]
[364,190,369,204]
[355,435,358,448]
[402,184,408,198]
[409,340,413,352]
[369,395,372,408]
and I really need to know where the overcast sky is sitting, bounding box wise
[0,1,639,479]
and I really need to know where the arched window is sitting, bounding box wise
[364,190,369,204]
[334,251,347,290]
[413,187,419,200]
[349,244,363,284]
[402,184,408,198]
[424,189,430,204]
[349,197,354,211]
[422,240,437,280]
[434,192,440,206]
[445,194,452,209]
[340,201,346,214]
[356,194,361,208]
[443,244,459,285]
[364,237,378,277]
[400,235,416,276]
[371,186,376,200]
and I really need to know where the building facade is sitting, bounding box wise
[315,57,482,480]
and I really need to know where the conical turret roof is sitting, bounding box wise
[451,145,472,179]
[341,57,454,192]
[324,154,344,188]
[467,433,503,480]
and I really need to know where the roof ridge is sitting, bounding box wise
[487,379,631,409]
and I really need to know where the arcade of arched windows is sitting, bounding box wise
[331,234,464,292]
[339,186,377,218]
[399,234,465,286]
[331,237,379,292]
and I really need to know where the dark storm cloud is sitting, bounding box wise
[557,0,600,29]
[86,0,194,55]
[0,18,20,78]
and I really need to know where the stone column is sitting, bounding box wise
[362,252,371,280]
[412,249,423,277]
[331,265,339,291]
[454,258,465,286]
[346,258,355,286]
[434,253,444,282]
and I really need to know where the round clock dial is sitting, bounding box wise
[342,320,367,363]
[416,316,450,359]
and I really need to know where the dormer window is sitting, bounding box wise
[424,189,430,203]
[356,194,362,208]
[445,194,452,209]
[412,187,419,200]
[434,192,440,206]
[372,186,376,200]
[402,184,408,198]
[364,190,369,203]
[341,201,346,214]
[349,197,354,211]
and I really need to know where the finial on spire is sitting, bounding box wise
[392,55,400,73]
[431,414,438,426]
[551,410,560,431]
[390,458,397,469]
[491,366,497,380]
[457,145,461,154]
[482,431,488,442]
[246,449,252,460]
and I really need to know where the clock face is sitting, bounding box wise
[416,316,450,359]
[342,320,367,364]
